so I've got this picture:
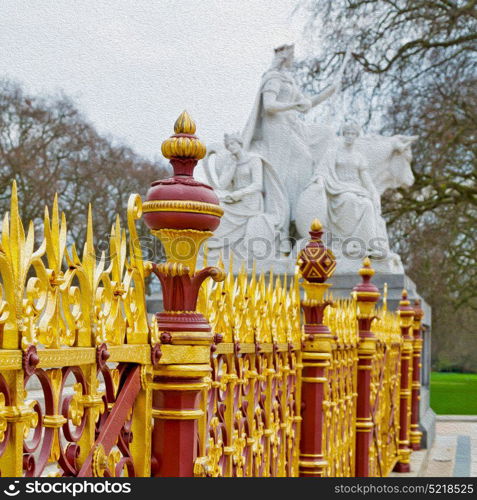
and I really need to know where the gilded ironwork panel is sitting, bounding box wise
[196,269,302,477]
[322,298,358,477]
[369,307,402,477]
[0,185,152,476]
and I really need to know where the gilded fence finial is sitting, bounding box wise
[398,289,414,328]
[353,257,380,320]
[139,111,226,333]
[297,219,335,284]
[139,112,226,477]
[161,110,206,160]
[297,218,336,332]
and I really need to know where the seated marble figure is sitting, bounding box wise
[202,132,289,260]
[296,120,418,272]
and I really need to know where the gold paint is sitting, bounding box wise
[159,330,214,346]
[0,351,22,370]
[310,218,323,232]
[107,344,151,364]
[368,302,403,477]
[154,363,211,379]
[152,228,213,274]
[142,200,223,218]
[161,111,206,160]
[174,110,196,135]
[152,409,204,420]
[0,183,153,475]
[158,344,210,365]
[195,265,304,477]
[92,444,106,477]
[0,180,408,478]
[38,348,95,368]
[359,257,375,277]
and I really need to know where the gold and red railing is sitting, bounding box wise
[0,112,424,477]
[0,182,154,477]
[194,266,303,477]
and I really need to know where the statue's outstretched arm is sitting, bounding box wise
[263,91,305,114]
[311,47,352,108]
[310,84,338,107]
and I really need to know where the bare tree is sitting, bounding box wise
[297,0,477,370]
[0,79,170,249]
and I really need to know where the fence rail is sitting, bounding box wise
[0,112,425,477]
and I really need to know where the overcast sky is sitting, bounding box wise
[0,1,307,160]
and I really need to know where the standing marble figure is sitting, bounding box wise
[242,44,345,221]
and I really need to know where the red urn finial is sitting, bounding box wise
[413,298,424,322]
[297,219,336,284]
[141,112,225,336]
[353,257,380,296]
[398,289,415,330]
[143,110,223,236]
[399,289,414,311]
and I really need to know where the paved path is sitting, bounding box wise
[421,417,476,477]
[389,416,476,477]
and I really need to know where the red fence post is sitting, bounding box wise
[297,220,336,477]
[353,258,381,477]
[142,111,225,477]
[394,290,415,472]
[410,299,424,450]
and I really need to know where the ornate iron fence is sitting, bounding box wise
[0,112,425,477]
[0,185,154,477]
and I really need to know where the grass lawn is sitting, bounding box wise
[430,372,477,415]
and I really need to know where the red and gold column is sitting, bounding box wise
[297,220,336,477]
[353,258,380,477]
[142,111,225,477]
[410,299,424,451]
[393,290,414,472]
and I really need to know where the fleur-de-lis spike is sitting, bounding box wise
[109,215,122,279]
[9,181,24,280]
[51,193,60,247]
[82,204,96,282]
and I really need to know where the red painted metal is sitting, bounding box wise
[353,261,380,477]
[298,222,335,478]
[411,299,424,450]
[151,377,204,477]
[299,345,329,477]
[78,365,142,476]
[143,157,220,233]
[393,291,414,473]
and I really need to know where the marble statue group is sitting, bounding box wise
[202,44,418,273]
